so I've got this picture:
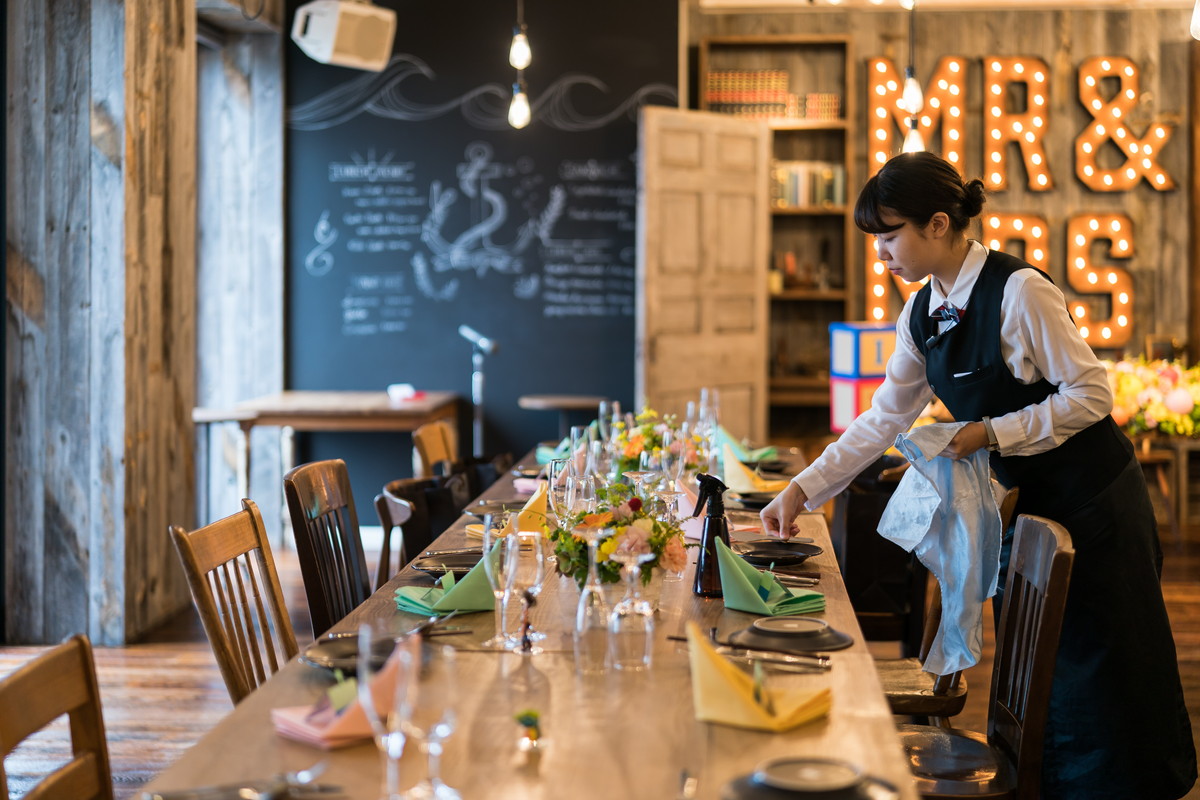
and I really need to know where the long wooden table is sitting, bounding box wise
[145,473,918,799]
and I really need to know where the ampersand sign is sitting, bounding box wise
[1075,56,1175,192]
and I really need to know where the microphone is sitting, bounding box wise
[458,325,497,355]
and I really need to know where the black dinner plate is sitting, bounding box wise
[733,540,822,567]
[720,771,899,800]
[727,491,778,510]
[728,617,855,653]
[299,632,395,674]
[410,552,481,579]
[465,499,527,518]
[740,458,789,474]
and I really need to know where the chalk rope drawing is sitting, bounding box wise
[288,54,677,132]
[412,142,557,301]
[304,210,338,277]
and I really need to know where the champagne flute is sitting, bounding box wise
[400,643,459,800]
[573,525,614,675]
[357,622,418,800]
[661,428,686,492]
[506,531,547,655]
[480,512,513,650]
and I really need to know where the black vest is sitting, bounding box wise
[909,250,1132,518]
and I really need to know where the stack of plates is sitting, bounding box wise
[728,616,854,653]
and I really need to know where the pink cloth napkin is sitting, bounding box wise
[512,476,542,495]
[678,481,762,540]
[271,640,411,749]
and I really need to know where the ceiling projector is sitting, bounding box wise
[291,0,396,72]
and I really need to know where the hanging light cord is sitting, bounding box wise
[908,1,917,79]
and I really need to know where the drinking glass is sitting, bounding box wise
[506,531,547,654]
[569,424,593,479]
[660,429,686,492]
[597,400,613,446]
[357,622,418,800]
[566,473,597,516]
[573,525,615,675]
[621,469,655,501]
[480,512,513,650]
[608,550,656,671]
[653,490,686,582]
[400,643,459,800]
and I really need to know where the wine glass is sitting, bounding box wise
[506,531,547,655]
[621,466,655,502]
[597,400,613,446]
[357,622,418,800]
[660,428,687,492]
[573,525,615,675]
[566,473,597,516]
[608,549,656,671]
[480,512,513,650]
[569,424,593,479]
[400,643,459,800]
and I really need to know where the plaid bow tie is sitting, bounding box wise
[930,302,963,324]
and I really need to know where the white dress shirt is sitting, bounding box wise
[795,240,1114,509]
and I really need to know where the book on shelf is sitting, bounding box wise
[704,71,842,122]
[770,160,846,209]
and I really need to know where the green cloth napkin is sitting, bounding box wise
[716,538,824,616]
[394,552,495,615]
[717,425,778,463]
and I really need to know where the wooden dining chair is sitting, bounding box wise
[283,459,373,638]
[898,514,1075,799]
[413,419,459,478]
[169,499,299,705]
[373,491,414,590]
[0,634,113,800]
[877,484,1020,725]
[380,473,471,559]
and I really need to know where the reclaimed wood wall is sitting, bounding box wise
[6,0,198,644]
[195,28,285,538]
[688,4,1195,360]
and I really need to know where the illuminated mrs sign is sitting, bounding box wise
[865,55,1177,348]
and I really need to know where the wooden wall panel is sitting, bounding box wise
[196,32,284,536]
[689,4,1193,357]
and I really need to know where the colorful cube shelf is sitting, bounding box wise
[830,321,896,379]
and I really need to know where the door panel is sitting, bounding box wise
[637,106,770,442]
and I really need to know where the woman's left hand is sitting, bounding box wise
[937,421,990,460]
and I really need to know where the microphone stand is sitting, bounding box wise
[470,343,486,458]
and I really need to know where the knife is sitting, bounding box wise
[715,645,832,670]
[422,547,483,557]
[140,782,344,800]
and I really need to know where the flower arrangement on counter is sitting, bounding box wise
[1106,358,1200,437]
[549,482,688,587]
[611,406,699,477]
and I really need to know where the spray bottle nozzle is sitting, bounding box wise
[691,473,729,517]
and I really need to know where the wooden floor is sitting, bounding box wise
[3,528,1200,799]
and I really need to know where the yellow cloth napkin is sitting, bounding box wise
[685,621,831,732]
[465,482,549,539]
[722,444,791,495]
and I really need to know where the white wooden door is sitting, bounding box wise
[636,106,770,443]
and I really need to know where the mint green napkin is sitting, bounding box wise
[716,539,824,616]
[394,552,495,615]
[717,425,778,463]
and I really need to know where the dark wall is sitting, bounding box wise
[285,0,677,505]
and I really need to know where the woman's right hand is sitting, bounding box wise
[760,481,808,539]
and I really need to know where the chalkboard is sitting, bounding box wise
[285,0,678,503]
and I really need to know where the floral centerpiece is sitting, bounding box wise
[549,481,688,588]
[1106,358,1200,437]
[611,406,699,478]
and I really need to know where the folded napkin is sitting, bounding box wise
[394,551,495,614]
[716,426,778,464]
[722,444,791,495]
[465,483,549,538]
[716,538,824,616]
[512,476,541,496]
[685,621,831,732]
[271,639,417,749]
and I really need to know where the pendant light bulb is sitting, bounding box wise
[902,118,925,154]
[902,68,924,116]
[508,82,531,129]
[509,26,531,70]
[1191,0,1200,40]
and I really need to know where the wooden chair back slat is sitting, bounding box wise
[987,514,1075,796]
[0,634,113,800]
[283,459,372,637]
[374,492,415,590]
[413,420,459,478]
[170,499,299,705]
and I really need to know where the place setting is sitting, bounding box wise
[719,756,902,800]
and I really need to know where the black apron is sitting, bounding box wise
[910,251,1196,799]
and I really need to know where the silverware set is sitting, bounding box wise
[140,762,342,799]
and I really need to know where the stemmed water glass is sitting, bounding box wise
[608,549,656,671]
[480,512,513,650]
[573,525,615,675]
[660,428,687,492]
[400,643,459,800]
[357,622,418,800]
[506,531,546,655]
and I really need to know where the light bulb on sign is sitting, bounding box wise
[902,68,924,115]
[509,26,531,70]
[508,82,531,129]
[902,117,925,153]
